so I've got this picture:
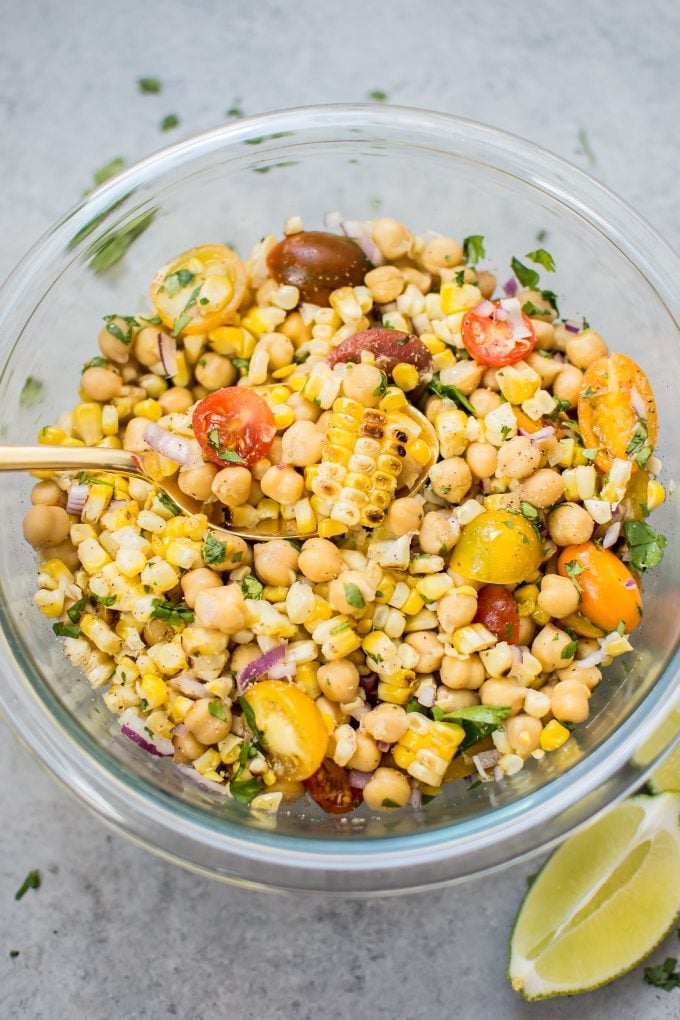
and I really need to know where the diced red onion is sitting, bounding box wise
[177,763,228,795]
[236,643,287,693]
[493,765,504,783]
[503,277,518,297]
[354,234,384,266]
[376,739,391,753]
[171,722,188,736]
[578,648,607,669]
[528,425,557,444]
[348,769,373,789]
[493,307,509,322]
[564,320,581,335]
[108,498,128,511]
[552,351,566,363]
[66,484,90,516]
[324,210,343,230]
[630,385,648,420]
[120,709,174,758]
[602,521,621,549]
[379,300,398,313]
[474,749,501,771]
[624,577,638,590]
[408,787,422,809]
[143,422,194,465]
[511,644,523,665]
[169,674,207,699]
[473,299,495,318]
[500,297,532,340]
[268,658,297,680]
[339,218,362,237]
[157,332,178,378]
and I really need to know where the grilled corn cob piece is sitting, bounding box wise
[393,713,465,785]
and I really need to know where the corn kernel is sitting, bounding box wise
[440,282,482,315]
[78,538,111,573]
[172,351,191,388]
[73,403,103,446]
[38,425,68,446]
[192,748,222,775]
[379,387,408,412]
[451,623,497,655]
[139,672,169,710]
[80,613,122,655]
[263,585,287,603]
[416,573,454,603]
[401,589,425,616]
[646,479,665,511]
[496,362,541,405]
[318,518,348,539]
[540,719,571,751]
[34,588,65,617]
[133,398,163,422]
[392,362,420,392]
[169,694,193,722]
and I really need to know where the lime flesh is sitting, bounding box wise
[649,742,680,794]
[508,792,680,1000]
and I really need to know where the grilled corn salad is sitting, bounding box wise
[24,214,667,814]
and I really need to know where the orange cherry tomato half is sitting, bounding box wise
[451,510,543,585]
[150,243,247,336]
[305,759,362,814]
[192,387,276,468]
[577,352,657,473]
[242,680,329,782]
[557,541,642,634]
[461,302,537,366]
[473,585,520,643]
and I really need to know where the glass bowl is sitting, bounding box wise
[0,105,678,894]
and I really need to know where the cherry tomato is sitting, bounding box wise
[267,231,372,305]
[150,244,247,336]
[461,302,536,366]
[557,542,642,633]
[474,585,520,643]
[450,510,543,585]
[192,388,276,468]
[327,328,433,385]
[305,759,361,814]
[243,680,329,782]
[577,353,658,473]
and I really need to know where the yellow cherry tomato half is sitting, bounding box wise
[242,680,329,782]
[577,352,657,474]
[450,510,543,585]
[150,244,247,337]
[557,541,642,634]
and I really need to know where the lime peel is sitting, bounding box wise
[508,792,680,1000]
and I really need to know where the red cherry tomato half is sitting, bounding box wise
[461,302,536,367]
[192,388,276,468]
[327,328,433,383]
[473,584,521,643]
[304,759,362,814]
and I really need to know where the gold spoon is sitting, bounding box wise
[1,408,438,540]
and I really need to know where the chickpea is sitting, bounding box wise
[437,587,478,632]
[22,505,70,548]
[518,616,536,646]
[181,567,222,609]
[200,532,249,572]
[466,442,498,479]
[177,463,219,502]
[279,311,311,346]
[98,318,133,363]
[159,386,194,414]
[519,468,565,508]
[260,464,304,505]
[298,537,344,582]
[482,367,500,391]
[476,270,496,299]
[532,623,575,672]
[399,265,431,293]
[565,330,608,370]
[372,217,414,260]
[317,660,360,703]
[172,729,207,764]
[194,352,237,390]
[281,420,323,467]
[420,235,463,275]
[385,497,423,537]
[364,265,404,303]
[363,703,409,744]
[259,332,295,370]
[532,320,555,351]
[81,365,123,402]
[506,714,543,756]
[469,388,501,417]
[287,392,321,423]
[185,698,232,744]
[31,479,64,506]
[556,663,602,691]
[525,351,563,388]
[551,679,591,724]
[133,326,165,367]
[123,417,152,453]
[254,539,299,586]
[552,364,583,407]
[363,767,411,810]
[41,539,80,572]
[194,584,250,634]
[429,457,472,504]
[517,288,556,321]
[315,695,348,728]
[229,643,262,675]
[181,626,228,657]
[440,654,485,690]
[496,436,541,480]
[435,688,479,712]
[418,509,460,555]
[341,363,384,407]
[480,678,526,716]
[211,466,252,507]
[440,360,484,395]
[548,503,594,546]
[405,631,445,673]
[328,569,377,616]
[346,730,382,772]
[538,574,580,619]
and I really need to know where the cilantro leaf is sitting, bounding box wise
[203,533,227,566]
[160,113,179,131]
[564,559,585,594]
[241,575,264,600]
[208,701,227,721]
[561,639,578,659]
[463,235,485,266]
[626,420,652,467]
[428,374,475,414]
[206,428,247,465]
[522,301,548,318]
[344,582,365,609]
[66,596,88,625]
[372,370,388,397]
[150,598,194,626]
[157,490,181,516]
[526,248,556,272]
[238,695,264,743]
[539,288,559,314]
[623,521,667,571]
[163,267,195,297]
[138,76,161,93]
[20,377,44,408]
[52,622,80,638]
[90,209,156,273]
[103,314,137,344]
[511,257,540,289]
[93,157,125,186]
[520,501,539,522]
[82,356,110,371]
[230,776,265,803]
[454,268,466,286]
[434,704,511,753]
[14,869,41,901]
[644,956,680,991]
[367,89,388,102]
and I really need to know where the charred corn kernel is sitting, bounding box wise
[263,585,287,603]
[646,479,665,510]
[318,518,347,539]
[377,669,415,705]
[496,362,541,404]
[193,748,222,775]
[172,351,191,387]
[401,589,425,615]
[39,559,74,588]
[452,623,497,655]
[34,588,65,617]
[80,613,122,655]
[78,538,111,573]
[514,583,539,617]
[393,713,465,785]
[540,719,571,751]
[140,672,169,709]
[416,574,454,602]
[73,403,103,445]
[440,282,482,315]
[271,364,297,379]
[392,362,420,392]
[38,425,68,446]
[379,387,408,412]
[82,482,113,525]
[133,398,163,422]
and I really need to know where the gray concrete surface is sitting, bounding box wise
[1,1,680,1016]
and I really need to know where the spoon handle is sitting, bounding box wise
[0,445,140,473]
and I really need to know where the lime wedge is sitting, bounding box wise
[649,742,680,793]
[508,792,680,1000]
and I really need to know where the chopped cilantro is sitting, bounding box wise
[163,267,195,297]
[550,398,572,419]
[93,594,116,607]
[526,248,556,272]
[372,370,389,397]
[172,311,191,336]
[520,501,539,522]
[428,374,475,414]
[140,698,149,712]
[138,76,161,93]
[329,620,352,635]
[93,157,125,186]
[232,357,250,371]
[500,424,512,440]
[52,622,80,638]
[582,385,596,399]
[434,704,511,753]
[226,105,244,118]
[160,113,179,131]
[561,639,578,659]
[540,288,559,314]
[103,314,138,344]
[643,957,680,991]
[511,256,540,289]
[203,533,226,566]
[522,301,547,318]
[206,428,247,465]
[230,776,265,803]
[463,235,485,266]
[15,869,41,901]
[157,490,181,516]
[366,650,384,664]
[241,575,264,600]
[19,377,44,408]
[626,420,652,467]
[344,582,365,609]
[616,620,626,636]
[208,701,227,721]
[238,695,264,743]
[564,559,585,594]
[90,209,156,273]
[82,356,110,371]
[454,269,466,286]
[368,89,388,102]
[623,520,667,571]
[9,950,19,958]
[150,598,194,626]
[575,128,596,166]
[66,596,88,625]
[381,798,401,808]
